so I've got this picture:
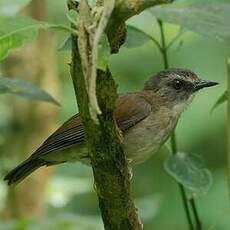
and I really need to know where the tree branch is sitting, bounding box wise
[68,0,172,229]
[113,0,173,21]
[71,34,143,230]
[106,0,173,52]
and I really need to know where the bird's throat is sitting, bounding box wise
[172,95,195,115]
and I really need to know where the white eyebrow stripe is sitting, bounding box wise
[173,74,195,83]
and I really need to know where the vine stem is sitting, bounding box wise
[227,54,230,205]
[190,199,202,230]
[157,19,202,230]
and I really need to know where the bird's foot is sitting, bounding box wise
[127,159,133,180]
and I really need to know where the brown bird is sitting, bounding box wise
[4,68,218,185]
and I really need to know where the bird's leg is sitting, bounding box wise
[115,123,124,143]
[93,181,97,193]
[127,159,133,180]
[135,207,144,229]
[93,179,104,198]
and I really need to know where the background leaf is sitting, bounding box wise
[0,0,32,16]
[58,36,72,52]
[0,16,40,60]
[164,152,213,196]
[0,16,72,61]
[66,9,79,26]
[123,25,153,48]
[98,34,110,71]
[212,90,227,112]
[150,1,230,44]
[0,76,60,105]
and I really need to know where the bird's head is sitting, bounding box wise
[144,68,218,110]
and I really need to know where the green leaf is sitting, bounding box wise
[0,76,60,105]
[0,16,73,61]
[123,25,153,48]
[98,34,110,71]
[0,16,40,60]
[165,152,212,196]
[66,9,79,26]
[211,90,227,111]
[58,36,72,52]
[0,0,32,16]
[150,1,230,44]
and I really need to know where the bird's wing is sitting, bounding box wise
[31,114,85,157]
[115,93,152,131]
[31,93,152,157]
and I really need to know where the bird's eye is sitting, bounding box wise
[173,79,183,90]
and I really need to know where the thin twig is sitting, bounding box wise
[127,24,162,52]
[157,19,196,230]
[227,55,230,203]
[78,0,115,123]
[190,199,202,230]
[179,185,194,230]
[166,28,184,50]
[89,0,115,122]
[158,20,169,68]
[78,0,91,90]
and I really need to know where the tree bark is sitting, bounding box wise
[68,0,171,229]
[107,0,173,52]
[2,0,59,218]
[71,43,142,228]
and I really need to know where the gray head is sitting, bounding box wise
[144,68,218,107]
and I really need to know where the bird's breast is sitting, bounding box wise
[123,107,179,164]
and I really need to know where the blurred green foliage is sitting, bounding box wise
[0,0,228,229]
[0,76,59,105]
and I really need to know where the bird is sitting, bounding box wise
[4,68,218,185]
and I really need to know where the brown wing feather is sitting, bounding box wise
[31,93,152,157]
[115,93,152,131]
[31,115,85,157]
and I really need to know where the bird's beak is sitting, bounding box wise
[193,79,219,92]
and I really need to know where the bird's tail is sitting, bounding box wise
[4,158,46,185]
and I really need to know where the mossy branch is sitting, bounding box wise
[68,0,171,229]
